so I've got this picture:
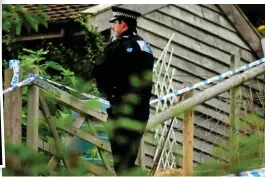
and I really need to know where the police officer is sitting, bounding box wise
[92,6,154,175]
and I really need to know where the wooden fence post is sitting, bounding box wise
[182,82,194,176]
[27,72,39,150]
[4,67,22,168]
[261,38,265,162]
[229,54,241,151]
[4,68,22,143]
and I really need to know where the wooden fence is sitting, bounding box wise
[4,70,115,176]
[3,66,197,176]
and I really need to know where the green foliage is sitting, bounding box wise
[3,141,50,176]
[3,141,97,176]
[39,16,108,81]
[193,113,265,176]
[2,5,50,66]
[2,4,49,36]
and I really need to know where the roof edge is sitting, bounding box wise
[81,4,115,15]
[218,4,262,58]
[85,4,168,32]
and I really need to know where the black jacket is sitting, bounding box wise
[92,30,154,106]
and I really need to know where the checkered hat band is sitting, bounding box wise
[113,12,136,19]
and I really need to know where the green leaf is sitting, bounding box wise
[2,18,12,32]
[15,4,25,12]
[129,75,141,88]
[23,20,32,33]
[3,4,14,12]
[20,57,36,66]
[46,136,55,145]
[15,14,22,35]
[23,48,37,54]
[36,5,48,10]
[38,49,49,55]
[39,11,49,20]
[23,13,38,32]
[44,61,63,69]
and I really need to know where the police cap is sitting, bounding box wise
[109,6,141,23]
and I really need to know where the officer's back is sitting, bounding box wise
[108,31,153,100]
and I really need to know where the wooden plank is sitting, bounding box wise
[151,69,258,123]
[183,85,194,175]
[229,55,241,149]
[83,159,115,176]
[86,4,167,32]
[144,131,225,162]
[62,116,86,169]
[16,31,85,42]
[146,62,265,131]
[151,50,226,85]
[200,4,221,13]
[4,69,22,143]
[158,5,250,50]
[143,136,211,165]
[151,73,256,134]
[165,69,263,108]
[176,4,203,17]
[218,5,262,58]
[87,119,112,171]
[152,106,228,138]
[38,113,111,152]
[147,129,215,158]
[63,116,86,145]
[151,85,230,122]
[142,11,256,63]
[262,38,265,56]
[45,114,85,170]
[33,79,107,122]
[4,68,22,168]
[27,72,39,150]
[39,139,57,154]
[47,156,59,171]
[146,32,263,92]
[38,140,115,176]
[174,4,236,32]
[39,92,70,169]
[260,38,265,159]
[169,116,226,147]
[138,28,229,71]
[201,5,236,32]
[137,17,232,66]
[152,62,231,113]
[140,138,145,167]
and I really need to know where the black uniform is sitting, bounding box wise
[92,29,154,174]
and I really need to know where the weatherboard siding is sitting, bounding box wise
[135,4,261,168]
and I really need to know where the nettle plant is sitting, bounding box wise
[17,47,100,137]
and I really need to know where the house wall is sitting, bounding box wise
[136,4,263,169]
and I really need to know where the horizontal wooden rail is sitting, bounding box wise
[33,79,108,122]
[39,110,111,152]
[146,62,265,130]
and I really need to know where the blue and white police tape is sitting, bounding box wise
[28,73,110,106]
[8,59,20,87]
[149,58,265,105]
[223,167,265,176]
[3,75,38,95]
[23,57,265,106]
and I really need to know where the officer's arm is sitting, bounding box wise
[91,41,125,94]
